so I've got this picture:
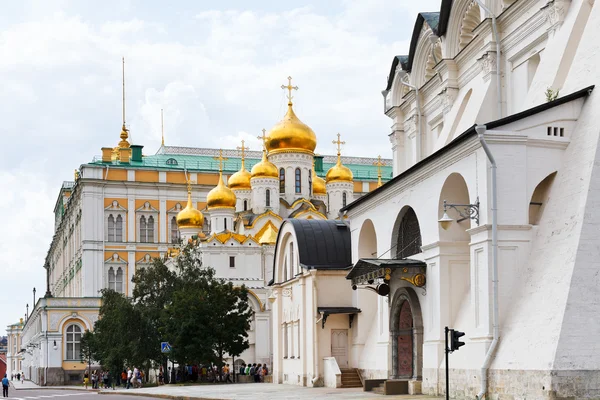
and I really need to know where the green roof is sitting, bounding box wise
[90,153,393,181]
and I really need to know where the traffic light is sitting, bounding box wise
[450,329,465,352]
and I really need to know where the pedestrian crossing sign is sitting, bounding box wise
[161,342,172,353]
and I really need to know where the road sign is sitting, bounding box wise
[161,342,172,353]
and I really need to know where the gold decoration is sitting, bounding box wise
[176,178,204,229]
[207,149,237,209]
[326,133,353,183]
[266,77,317,155]
[400,273,426,288]
[228,140,252,190]
[118,57,130,149]
[374,155,384,188]
[252,129,279,179]
[312,157,326,195]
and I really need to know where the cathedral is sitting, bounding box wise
[269,0,600,399]
[5,74,390,385]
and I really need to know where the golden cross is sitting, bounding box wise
[237,140,249,161]
[185,178,197,194]
[257,128,268,151]
[332,133,346,156]
[213,149,228,174]
[374,155,384,187]
[281,76,298,104]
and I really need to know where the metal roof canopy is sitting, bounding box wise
[346,258,426,285]
[317,307,362,329]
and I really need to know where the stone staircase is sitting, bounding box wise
[340,369,362,388]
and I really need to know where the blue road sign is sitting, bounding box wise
[161,342,172,353]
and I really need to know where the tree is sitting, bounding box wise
[80,330,96,379]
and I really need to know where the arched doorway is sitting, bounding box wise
[390,287,423,380]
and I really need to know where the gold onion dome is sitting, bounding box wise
[207,174,237,209]
[266,103,317,155]
[326,158,353,183]
[312,165,326,195]
[251,150,279,179]
[228,161,252,190]
[176,192,204,229]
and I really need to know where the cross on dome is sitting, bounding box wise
[373,155,384,187]
[237,140,249,162]
[332,133,346,157]
[213,149,228,174]
[281,76,298,105]
[257,128,268,151]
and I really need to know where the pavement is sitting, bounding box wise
[6,380,442,400]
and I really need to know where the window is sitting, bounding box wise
[290,243,295,276]
[343,192,347,207]
[243,200,248,211]
[284,259,288,281]
[295,168,301,193]
[171,216,179,243]
[230,256,235,268]
[140,215,155,243]
[266,189,271,207]
[65,325,82,360]
[108,215,115,241]
[283,324,288,358]
[308,171,312,194]
[166,158,178,165]
[116,267,123,293]
[108,267,115,290]
[279,168,285,193]
[224,218,228,231]
[116,215,123,242]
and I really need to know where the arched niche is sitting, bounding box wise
[438,172,472,240]
[275,231,293,282]
[391,206,422,259]
[445,0,482,58]
[529,172,557,225]
[358,219,378,258]
[459,1,481,51]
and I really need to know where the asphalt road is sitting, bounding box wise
[2,389,158,400]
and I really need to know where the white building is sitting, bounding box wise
[9,77,390,385]
[271,0,600,398]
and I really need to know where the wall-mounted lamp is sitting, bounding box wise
[439,198,480,230]
[53,340,57,350]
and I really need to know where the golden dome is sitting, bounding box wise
[228,160,252,190]
[176,192,204,229]
[326,157,353,183]
[312,165,326,195]
[251,149,279,179]
[207,173,237,209]
[266,103,317,155]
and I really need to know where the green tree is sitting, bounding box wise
[80,330,96,379]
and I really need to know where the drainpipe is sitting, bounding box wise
[475,125,499,400]
[474,0,502,119]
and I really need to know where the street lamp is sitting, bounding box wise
[438,198,480,230]
[53,340,57,350]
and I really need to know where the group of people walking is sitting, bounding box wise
[239,363,268,382]
[2,372,25,397]
[83,367,144,389]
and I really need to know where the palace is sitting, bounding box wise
[270,0,600,399]
[5,75,391,385]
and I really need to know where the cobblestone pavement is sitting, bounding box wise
[101,383,443,400]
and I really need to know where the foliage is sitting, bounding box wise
[545,87,560,102]
[90,243,253,370]
[80,330,96,371]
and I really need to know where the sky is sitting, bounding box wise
[0,0,442,332]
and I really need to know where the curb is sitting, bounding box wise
[98,392,230,400]
[13,387,95,392]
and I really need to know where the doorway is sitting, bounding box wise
[331,329,348,368]
[390,287,423,380]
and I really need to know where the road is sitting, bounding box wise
[3,388,157,400]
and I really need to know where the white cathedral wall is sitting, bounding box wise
[201,244,262,280]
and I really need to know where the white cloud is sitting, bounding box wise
[0,0,438,330]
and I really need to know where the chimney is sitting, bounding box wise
[101,147,113,163]
[130,145,144,162]
[119,148,131,163]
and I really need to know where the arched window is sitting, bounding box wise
[147,216,155,242]
[107,215,115,241]
[166,158,178,165]
[243,200,248,211]
[279,168,285,193]
[65,325,82,360]
[170,216,179,243]
[284,259,288,281]
[115,215,123,242]
[343,192,347,207]
[308,171,312,194]
[115,267,123,294]
[266,189,271,207]
[140,216,147,242]
[295,168,301,193]
[224,218,228,231]
[395,208,422,259]
[108,267,116,290]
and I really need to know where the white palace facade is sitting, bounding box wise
[270,0,600,399]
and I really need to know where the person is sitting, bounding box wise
[2,374,9,398]
[224,364,232,383]
[91,370,97,389]
[16,373,20,382]
[21,372,24,384]
[255,364,262,383]
[245,364,251,375]
[249,363,256,378]
[263,364,269,378]
[239,363,245,376]
[83,370,89,389]
[126,368,132,389]
[121,370,127,388]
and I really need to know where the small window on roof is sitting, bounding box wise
[166,158,178,165]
